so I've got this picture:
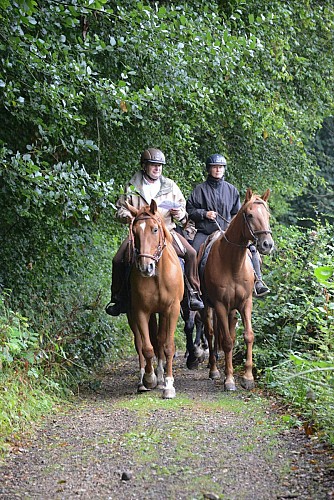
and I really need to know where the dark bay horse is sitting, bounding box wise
[126,199,184,399]
[180,297,207,369]
[201,189,274,391]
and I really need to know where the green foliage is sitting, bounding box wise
[253,221,333,366]
[281,116,334,226]
[0,291,44,369]
[314,265,334,289]
[252,221,334,443]
[0,369,58,460]
[0,293,63,461]
[0,0,334,447]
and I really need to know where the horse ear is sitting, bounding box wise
[245,188,253,202]
[150,199,158,214]
[124,201,138,217]
[262,189,271,202]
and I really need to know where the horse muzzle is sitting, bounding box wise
[136,259,156,277]
[256,234,274,255]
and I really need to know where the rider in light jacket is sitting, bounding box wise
[105,148,204,316]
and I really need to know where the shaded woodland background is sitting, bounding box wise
[0,1,333,446]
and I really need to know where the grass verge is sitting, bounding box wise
[0,369,61,463]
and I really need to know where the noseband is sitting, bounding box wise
[130,212,166,263]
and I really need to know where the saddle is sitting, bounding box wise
[198,230,222,283]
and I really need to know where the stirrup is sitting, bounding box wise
[253,280,270,298]
[189,291,204,311]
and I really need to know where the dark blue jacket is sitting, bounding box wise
[186,176,241,235]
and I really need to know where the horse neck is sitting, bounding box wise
[214,210,248,269]
[224,209,249,247]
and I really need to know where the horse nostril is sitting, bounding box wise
[148,263,155,274]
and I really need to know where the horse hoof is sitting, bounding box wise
[198,353,206,363]
[224,382,237,391]
[143,372,157,389]
[240,378,255,390]
[186,357,199,370]
[193,346,204,359]
[209,370,220,380]
[163,387,176,399]
[137,384,150,393]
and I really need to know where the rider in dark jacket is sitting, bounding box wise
[186,154,270,297]
[187,163,240,251]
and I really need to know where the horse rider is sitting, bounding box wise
[186,153,270,297]
[105,148,204,316]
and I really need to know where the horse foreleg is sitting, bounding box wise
[128,312,157,391]
[159,309,179,399]
[181,296,200,370]
[204,307,220,380]
[215,306,236,391]
[185,311,201,370]
[240,304,255,390]
[193,312,205,362]
[131,328,150,392]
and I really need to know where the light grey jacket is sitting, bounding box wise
[116,171,187,231]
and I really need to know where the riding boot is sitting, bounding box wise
[184,276,204,311]
[105,261,128,316]
[188,289,205,311]
[249,244,270,298]
[171,230,204,311]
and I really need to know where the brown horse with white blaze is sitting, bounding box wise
[202,189,274,391]
[126,199,184,399]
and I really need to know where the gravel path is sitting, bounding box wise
[1,352,333,499]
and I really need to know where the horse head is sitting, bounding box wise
[126,199,170,277]
[242,188,274,255]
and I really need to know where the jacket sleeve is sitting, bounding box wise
[186,188,207,222]
[171,183,187,223]
[115,186,138,224]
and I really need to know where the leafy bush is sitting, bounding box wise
[253,220,333,368]
[251,221,334,442]
[0,291,44,371]
[0,369,57,460]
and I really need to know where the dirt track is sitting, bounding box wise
[1,352,334,499]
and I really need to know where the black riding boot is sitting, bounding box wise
[184,276,204,311]
[105,261,128,316]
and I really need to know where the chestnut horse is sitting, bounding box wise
[201,189,274,391]
[126,199,184,399]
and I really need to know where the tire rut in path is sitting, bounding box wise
[0,353,333,500]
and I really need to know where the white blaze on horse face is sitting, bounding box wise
[139,221,147,233]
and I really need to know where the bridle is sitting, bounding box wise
[222,199,272,248]
[129,212,167,263]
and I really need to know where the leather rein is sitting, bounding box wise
[129,213,167,263]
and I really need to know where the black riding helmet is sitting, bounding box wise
[141,148,166,168]
[206,153,227,171]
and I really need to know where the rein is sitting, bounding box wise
[130,212,167,263]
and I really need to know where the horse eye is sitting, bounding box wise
[247,213,253,219]
[152,227,158,234]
